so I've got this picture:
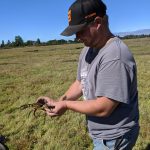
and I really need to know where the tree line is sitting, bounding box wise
[0,35,79,49]
[119,34,150,39]
[1,34,150,49]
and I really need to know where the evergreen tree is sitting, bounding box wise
[7,40,11,47]
[1,40,5,48]
[14,36,24,47]
[26,40,34,46]
[36,38,41,45]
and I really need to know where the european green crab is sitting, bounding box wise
[19,99,55,123]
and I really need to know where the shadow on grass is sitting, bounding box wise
[25,50,39,52]
[76,47,83,49]
[144,143,150,150]
[62,59,77,63]
[0,63,26,65]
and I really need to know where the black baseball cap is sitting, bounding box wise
[61,0,106,36]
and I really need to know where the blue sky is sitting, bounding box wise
[0,0,150,43]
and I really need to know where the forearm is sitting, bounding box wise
[59,80,82,101]
[65,97,118,117]
[65,100,105,117]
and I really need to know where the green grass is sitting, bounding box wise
[0,38,150,150]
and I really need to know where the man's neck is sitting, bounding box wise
[94,32,115,50]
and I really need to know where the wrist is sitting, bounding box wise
[64,101,68,110]
[61,100,68,110]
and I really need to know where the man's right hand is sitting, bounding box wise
[36,96,55,110]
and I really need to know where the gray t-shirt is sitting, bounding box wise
[77,37,139,140]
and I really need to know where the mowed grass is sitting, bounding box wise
[0,38,150,150]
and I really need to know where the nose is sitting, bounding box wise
[76,32,82,41]
[76,32,80,39]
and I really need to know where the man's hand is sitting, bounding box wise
[36,96,54,105]
[45,101,67,117]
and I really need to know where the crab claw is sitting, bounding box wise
[33,108,38,117]
[37,99,46,107]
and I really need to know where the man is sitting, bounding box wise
[38,0,139,149]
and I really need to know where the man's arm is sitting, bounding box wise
[65,97,119,117]
[46,97,119,117]
[59,80,82,101]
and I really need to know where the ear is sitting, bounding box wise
[97,24,101,30]
[94,16,102,30]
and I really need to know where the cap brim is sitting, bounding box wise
[61,23,87,36]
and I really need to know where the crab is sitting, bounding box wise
[19,99,55,122]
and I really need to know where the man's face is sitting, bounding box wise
[76,22,100,47]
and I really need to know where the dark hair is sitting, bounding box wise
[95,0,107,17]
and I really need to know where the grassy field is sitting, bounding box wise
[0,38,150,150]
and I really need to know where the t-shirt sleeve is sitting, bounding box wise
[95,60,132,104]
[76,47,87,81]
[77,55,82,81]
